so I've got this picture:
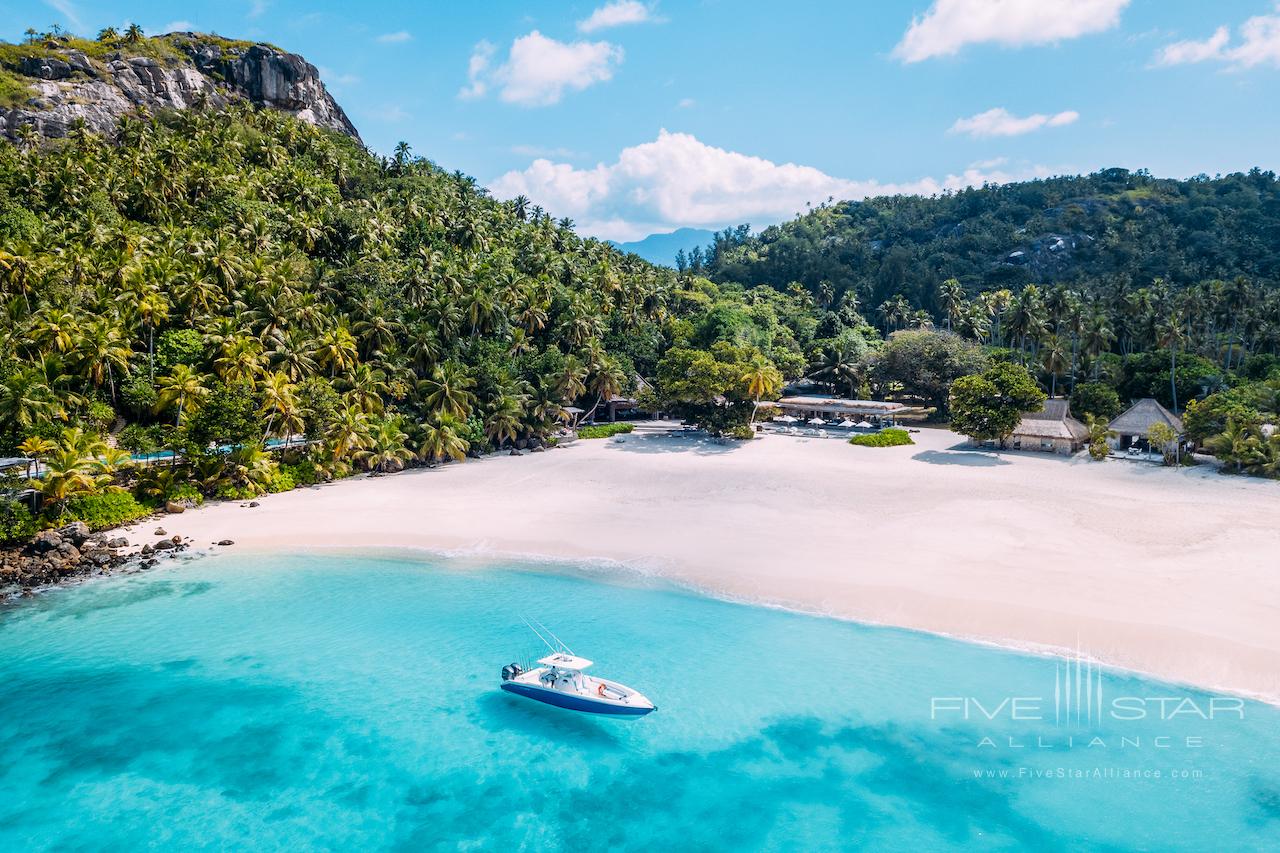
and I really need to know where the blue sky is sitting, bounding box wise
[5,1,1280,240]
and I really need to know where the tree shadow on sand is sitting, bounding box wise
[601,434,741,456]
[911,448,1011,467]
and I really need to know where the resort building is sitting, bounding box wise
[769,396,924,426]
[1008,398,1089,454]
[1108,398,1185,452]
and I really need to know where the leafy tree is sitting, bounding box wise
[949,363,1046,446]
[1070,383,1122,422]
[874,330,988,417]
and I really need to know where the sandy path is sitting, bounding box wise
[122,426,1280,703]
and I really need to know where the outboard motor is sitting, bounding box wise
[501,663,523,682]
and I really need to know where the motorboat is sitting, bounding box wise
[499,620,656,717]
[501,652,656,717]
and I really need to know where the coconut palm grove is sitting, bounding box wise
[1,27,1279,548]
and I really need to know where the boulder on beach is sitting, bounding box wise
[107,537,128,548]
[153,540,176,551]
[217,539,235,546]
[154,528,167,536]
[55,522,90,545]
[249,501,261,508]
[165,501,186,514]
[31,531,62,553]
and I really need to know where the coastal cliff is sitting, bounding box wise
[0,32,359,141]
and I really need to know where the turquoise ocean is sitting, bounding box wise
[0,552,1277,851]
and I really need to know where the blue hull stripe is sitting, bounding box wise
[501,683,654,716]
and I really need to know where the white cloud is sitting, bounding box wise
[578,1,658,33]
[43,0,85,33]
[949,107,1079,138]
[459,31,623,107]
[459,40,496,100]
[371,105,409,123]
[376,31,412,44]
[161,21,195,34]
[894,0,1130,63]
[248,0,269,19]
[677,97,695,108]
[318,66,361,89]
[489,129,1057,241]
[1154,7,1280,69]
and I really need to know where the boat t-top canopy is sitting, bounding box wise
[538,653,593,670]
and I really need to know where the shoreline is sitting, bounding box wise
[190,540,1280,708]
[87,427,1280,705]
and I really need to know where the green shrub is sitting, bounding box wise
[728,424,755,440]
[0,498,38,545]
[578,423,635,439]
[281,459,322,486]
[264,469,296,493]
[83,400,117,435]
[215,483,261,501]
[849,428,914,448]
[117,423,164,453]
[169,483,204,506]
[0,68,33,110]
[60,491,151,530]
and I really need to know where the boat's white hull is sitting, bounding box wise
[501,669,655,717]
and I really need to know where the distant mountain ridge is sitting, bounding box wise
[0,30,358,141]
[610,227,717,266]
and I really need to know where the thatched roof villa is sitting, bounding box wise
[1008,398,1089,454]
[1108,398,1184,451]
[771,396,926,426]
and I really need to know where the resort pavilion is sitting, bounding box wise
[1007,398,1089,454]
[1107,398,1185,452]
[767,396,924,427]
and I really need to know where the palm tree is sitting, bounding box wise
[323,405,373,461]
[0,368,62,434]
[357,418,414,472]
[806,341,862,398]
[1040,334,1069,397]
[154,364,210,426]
[1156,314,1186,413]
[1205,418,1262,474]
[938,278,964,332]
[17,435,57,479]
[1083,312,1116,380]
[484,395,524,449]
[420,361,476,419]
[258,372,302,442]
[315,325,358,378]
[742,354,783,424]
[418,414,468,464]
[582,359,626,423]
[123,23,144,43]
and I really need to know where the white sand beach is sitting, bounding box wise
[131,427,1280,703]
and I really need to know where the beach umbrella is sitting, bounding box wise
[855,420,873,428]
[774,415,798,423]
[837,419,856,427]
[808,417,826,425]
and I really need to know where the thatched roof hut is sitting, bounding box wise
[1109,398,1184,438]
[1009,399,1089,453]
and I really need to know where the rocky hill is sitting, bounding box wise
[0,31,358,141]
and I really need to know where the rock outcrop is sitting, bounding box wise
[1,33,359,142]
